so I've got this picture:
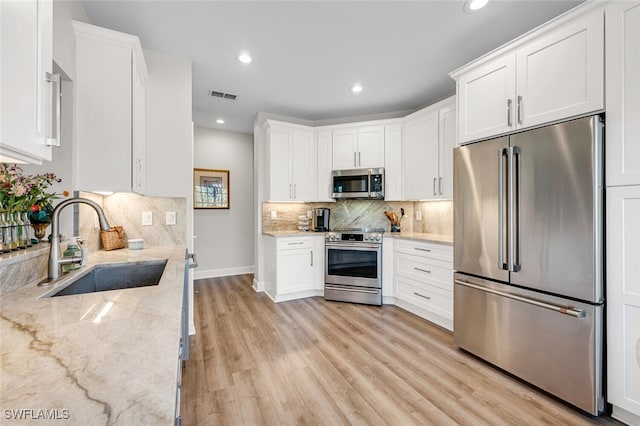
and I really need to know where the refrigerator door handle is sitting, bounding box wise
[454,280,586,318]
[508,146,521,272]
[498,148,508,270]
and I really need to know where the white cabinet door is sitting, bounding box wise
[132,55,146,194]
[403,109,439,200]
[357,125,385,168]
[457,54,516,144]
[278,248,315,294]
[291,129,315,201]
[516,9,604,129]
[607,186,640,420]
[267,125,292,201]
[74,22,147,193]
[606,2,640,187]
[316,130,333,202]
[384,124,403,201]
[438,100,456,199]
[0,0,53,164]
[332,128,357,170]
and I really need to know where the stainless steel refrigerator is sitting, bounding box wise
[453,115,604,415]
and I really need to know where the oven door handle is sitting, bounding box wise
[325,285,380,295]
[326,243,380,250]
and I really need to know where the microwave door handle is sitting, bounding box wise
[368,169,372,198]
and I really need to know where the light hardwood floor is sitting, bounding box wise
[181,275,619,425]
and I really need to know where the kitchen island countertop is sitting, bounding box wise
[0,245,186,425]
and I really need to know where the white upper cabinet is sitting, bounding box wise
[332,125,384,170]
[384,124,403,201]
[357,126,385,168]
[438,99,456,199]
[606,1,640,187]
[74,21,148,194]
[456,54,516,144]
[316,130,334,202]
[403,96,455,200]
[0,0,55,164]
[266,122,315,202]
[403,108,439,200]
[453,5,604,144]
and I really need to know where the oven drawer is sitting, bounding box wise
[277,237,313,251]
[394,239,452,262]
[395,253,453,291]
[394,275,453,319]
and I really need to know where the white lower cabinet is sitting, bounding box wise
[393,239,453,330]
[264,235,324,302]
[606,185,640,424]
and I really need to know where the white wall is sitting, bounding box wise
[193,128,254,278]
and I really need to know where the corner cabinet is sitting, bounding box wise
[0,0,56,164]
[332,125,384,170]
[453,5,604,144]
[403,96,455,200]
[265,121,315,202]
[316,130,334,202]
[73,21,148,194]
[264,235,324,303]
[606,2,640,424]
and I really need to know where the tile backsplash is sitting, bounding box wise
[263,199,453,236]
[78,192,186,253]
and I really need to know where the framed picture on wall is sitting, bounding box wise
[194,168,230,209]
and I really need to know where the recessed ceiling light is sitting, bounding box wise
[238,53,252,64]
[464,0,489,12]
[216,119,225,124]
[351,83,363,94]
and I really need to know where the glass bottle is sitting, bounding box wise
[7,212,18,251]
[0,213,9,253]
[22,212,33,247]
[15,212,26,249]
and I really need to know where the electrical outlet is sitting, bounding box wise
[142,211,153,226]
[166,211,177,226]
[416,211,422,221]
[270,211,277,220]
[307,210,313,219]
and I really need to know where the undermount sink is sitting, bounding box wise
[44,259,168,298]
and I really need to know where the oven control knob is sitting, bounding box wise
[375,235,381,241]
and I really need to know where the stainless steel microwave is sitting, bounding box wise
[331,168,384,199]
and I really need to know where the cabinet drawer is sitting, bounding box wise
[394,239,453,262]
[277,238,313,250]
[395,253,453,291]
[395,275,453,318]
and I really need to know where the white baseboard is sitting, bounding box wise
[382,295,397,305]
[612,405,640,425]
[274,289,323,303]
[394,298,453,332]
[194,265,255,280]
[253,278,265,292]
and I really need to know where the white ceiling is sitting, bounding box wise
[81,1,582,134]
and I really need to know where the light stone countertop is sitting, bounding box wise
[263,230,325,237]
[384,232,453,246]
[0,245,186,425]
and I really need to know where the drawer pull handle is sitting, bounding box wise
[414,267,431,274]
[414,247,431,252]
[413,292,431,300]
[288,242,304,245]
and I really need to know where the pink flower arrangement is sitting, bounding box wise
[0,163,67,213]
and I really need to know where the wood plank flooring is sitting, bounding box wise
[181,275,619,425]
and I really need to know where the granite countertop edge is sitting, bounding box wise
[0,244,186,425]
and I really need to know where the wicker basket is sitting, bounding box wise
[100,226,126,251]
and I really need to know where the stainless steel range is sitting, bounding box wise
[324,228,384,306]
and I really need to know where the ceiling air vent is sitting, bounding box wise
[209,90,238,100]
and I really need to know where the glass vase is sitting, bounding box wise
[22,212,33,247]
[7,212,18,251]
[15,212,26,249]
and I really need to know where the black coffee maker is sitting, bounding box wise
[312,208,330,232]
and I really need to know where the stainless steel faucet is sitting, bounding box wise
[45,197,111,283]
